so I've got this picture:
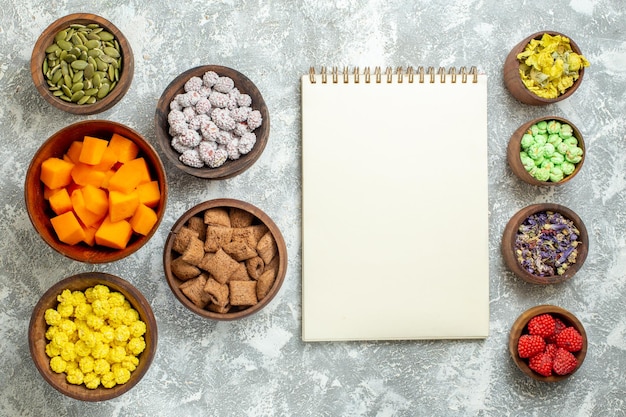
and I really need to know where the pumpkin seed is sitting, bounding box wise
[71,82,84,93]
[71,60,88,70]
[57,39,72,51]
[97,84,110,99]
[77,95,91,105]
[59,95,72,102]
[52,90,64,97]
[61,84,72,97]
[103,46,120,58]
[71,90,85,102]
[98,31,114,41]
[84,63,95,79]
[54,30,67,43]
[72,70,83,83]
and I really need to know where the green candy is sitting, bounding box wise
[565,146,583,163]
[546,120,561,135]
[543,142,556,157]
[528,143,544,160]
[561,161,575,175]
[536,121,548,132]
[550,167,564,182]
[550,152,565,165]
[547,134,562,147]
[534,167,551,182]
[560,124,573,138]
[520,152,535,170]
[563,137,578,147]
[534,134,548,146]
[521,133,534,149]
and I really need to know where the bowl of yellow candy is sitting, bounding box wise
[28,272,157,401]
[504,31,590,105]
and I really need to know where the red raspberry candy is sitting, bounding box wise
[544,343,558,360]
[528,313,556,338]
[518,334,546,358]
[529,352,553,377]
[553,347,578,375]
[556,327,583,352]
[545,318,567,344]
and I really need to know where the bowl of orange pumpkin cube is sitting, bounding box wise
[25,120,168,263]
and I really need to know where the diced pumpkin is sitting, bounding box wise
[81,184,109,217]
[79,136,109,165]
[71,162,106,187]
[71,189,106,227]
[50,211,86,245]
[93,145,118,171]
[95,216,133,249]
[101,169,116,189]
[107,158,150,193]
[40,157,75,190]
[43,185,56,200]
[82,222,101,246]
[65,141,84,164]
[108,190,139,222]
[48,188,73,215]
[108,133,139,163]
[136,180,161,208]
[129,204,158,236]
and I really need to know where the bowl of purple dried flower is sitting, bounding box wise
[502,203,588,285]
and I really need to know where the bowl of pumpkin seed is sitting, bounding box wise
[30,13,134,115]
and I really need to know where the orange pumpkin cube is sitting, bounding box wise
[129,204,158,236]
[107,158,150,194]
[65,141,84,164]
[108,190,140,222]
[71,162,106,188]
[40,157,75,190]
[95,216,133,249]
[81,184,109,217]
[108,133,139,163]
[79,136,109,165]
[48,188,73,215]
[136,180,161,208]
[50,211,86,245]
[70,189,106,227]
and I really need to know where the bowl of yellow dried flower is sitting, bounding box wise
[504,31,590,105]
[28,272,157,401]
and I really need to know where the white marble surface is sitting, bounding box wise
[1,0,626,416]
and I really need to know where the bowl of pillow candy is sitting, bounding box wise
[507,116,585,186]
[501,203,588,285]
[509,304,587,382]
[155,65,269,179]
[163,198,287,320]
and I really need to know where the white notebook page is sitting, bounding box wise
[301,69,489,341]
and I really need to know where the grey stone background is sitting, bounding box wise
[1,0,625,416]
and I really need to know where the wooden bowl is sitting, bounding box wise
[24,120,168,263]
[507,116,585,186]
[502,203,588,285]
[163,198,287,320]
[503,31,585,105]
[29,272,157,401]
[154,65,269,179]
[31,13,134,115]
[509,305,587,382]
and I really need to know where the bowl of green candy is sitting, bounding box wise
[507,116,585,186]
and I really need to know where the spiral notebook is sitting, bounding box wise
[301,66,489,341]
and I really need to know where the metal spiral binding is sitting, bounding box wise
[309,66,479,84]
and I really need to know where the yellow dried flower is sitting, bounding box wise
[517,33,590,99]
[83,372,101,390]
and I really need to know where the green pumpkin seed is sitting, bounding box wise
[52,90,64,97]
[45,44,61,54]
[54,30,67,42]
[86,96,97,104]
[70,33,83,46]
[107,65,115,81]
[98,54,116,64]
[83,63,95,79]
[71,82,84,93]
[92,73,101,88]
[87,48,103,58]
[59,95,72,102]
[97,84,110,98]
[64,54,76,64]
[51,70,63,84]
[64,74,73,87]
[77,95,91,105]
[98,31,114,41]
[103,47,120,58]
[71,60,88,70]
[61,84,72,97]
[84,87,98,96]
[84,39,100,49]
[71,90,85,102]
[57,39,72,51]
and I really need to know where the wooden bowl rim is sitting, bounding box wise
[509,304,587,382]
[503,31,585,105]
[163,198,287,320]
[154,65,270,179]
[507,115,585,186]
[501,203,588,284]
[28,272,158,401]
[30,13,134,115]
[24,119,168,264]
